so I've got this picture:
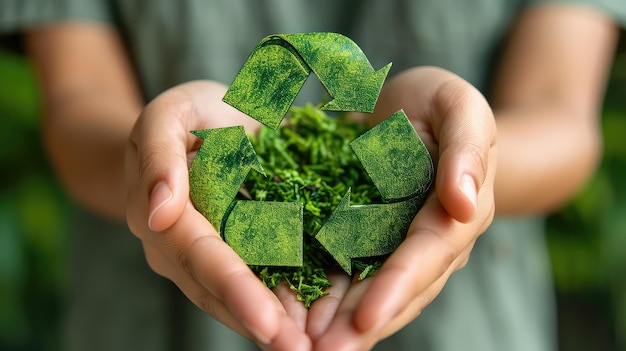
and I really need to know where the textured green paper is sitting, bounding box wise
[189,126,264,234]
[315,190,424,275]
[191,32,434,273]
[315,111,434,274]
[224,200,303,267]
[350,110,434,201]
[223,32,392,129]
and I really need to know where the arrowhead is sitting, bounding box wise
[189,126,265,235]
[321,62,391,113]
[316,190,354,274]
[317,188,427,275]
[224,32,392,125]
[191,127,264,175]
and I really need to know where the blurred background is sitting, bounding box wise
[0,32,625,351]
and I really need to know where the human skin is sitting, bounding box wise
[25,2,619,351]
[310,4,619,351]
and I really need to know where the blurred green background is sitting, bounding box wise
[0,33,625,351]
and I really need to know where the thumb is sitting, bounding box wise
[148,178,186,232]
[433,79,495,223]
[129,92,194,232]
[436,143,485,223]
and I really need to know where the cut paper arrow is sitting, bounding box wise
[315,189,425,275]
[350,110,434,201]
[223,32,392,129]
[190,32,435,275]
[189,126,264,234]
[190,126,304,266]
[224,200,303,267]
[316,110,434,274]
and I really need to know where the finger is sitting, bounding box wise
[373,244,474,340]
[370,67,496,223]
[153,201,310,347]
[129,89,195,232]
[147,240,310,351]
[314,245,473,351]
[173,260,314,351]
[431,78,496,222]
[351,196,475,334]
[306,271,351,340]
[311,278,374,351]
[142,241,254,338]
[273,281,309,332]
[176,80,262,135]
[129,80,261,233]
[139,208,310,349]
[270,313,314,351]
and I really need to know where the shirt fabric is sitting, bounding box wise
[1,1,625,350]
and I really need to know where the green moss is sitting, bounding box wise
[243,104,383,307]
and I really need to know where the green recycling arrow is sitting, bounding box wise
[224,200,303,267]
[191,32,435,276]
[189,126,304,265]
[315,189,425,275]
[189,126,264,234]
[350,110,434,201]
[223,32,392,129]
[315,110,434,274]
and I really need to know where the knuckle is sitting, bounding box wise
[142,244,169,278]
[463,142,489,183]
[137,141,169,183]
[456,254,471,270]
[175,235,222,281]
[440,242,458,270]
[144,254,163,275]
[176,241,194,277]
[126,216,143,239]
[195,288,219,318]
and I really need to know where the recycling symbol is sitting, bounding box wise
[190,33,434,275]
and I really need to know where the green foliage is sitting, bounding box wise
[243,105,383,306]
[0,49,70,351]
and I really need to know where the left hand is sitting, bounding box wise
[125,81,312,350]
[307,66,497,350]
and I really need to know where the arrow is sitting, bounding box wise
[223,32,391,130]
[315,189,426,275]
[316,110,434,274]
[189,126,264,235]
[224,200,303,267]
[281,33,392,113]
[350,110,434,201]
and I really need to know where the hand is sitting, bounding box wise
[125,80,311,351]
[308,67,497,350]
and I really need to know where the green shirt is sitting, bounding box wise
[2,1,625,350]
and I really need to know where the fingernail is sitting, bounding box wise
[460,174,477,209]
[148,181,172,231]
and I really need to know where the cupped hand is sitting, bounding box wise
[125,80,311,351]
[308,66,497,350]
